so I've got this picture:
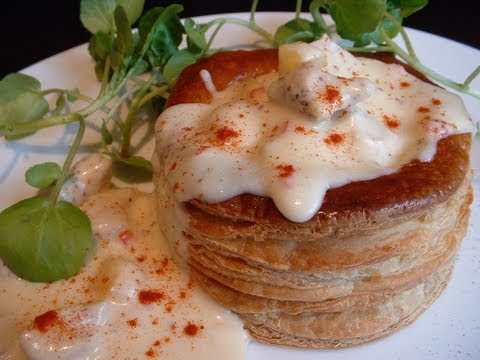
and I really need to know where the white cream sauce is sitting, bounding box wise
[59,154,113,205]
[0,188,247,359]
[0,35,476,359]
[155,35,474,222]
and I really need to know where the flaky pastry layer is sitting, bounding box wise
[155,48,473,348]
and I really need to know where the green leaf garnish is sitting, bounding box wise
[25,162,61,189]
[139,5,185,70]
[0,73,49,135]
[0,197,92,283]
[66,88,82,102]
[116,0,145,26]
[101,120,113,145]
[329,0,386,42]
[116,155,153,172]
[88,31,114,61]
[393,0,428,17]
[163,49,199,86]
[275,18,326,44]
[114,6,134,57]
[113,155,153,183]
[80,0,116,34]
[184,18,208,53]
[0,73,42,104]
[80,0,145,34]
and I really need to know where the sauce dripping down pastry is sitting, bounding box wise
[156,35,474,223]
[153,35,474,348]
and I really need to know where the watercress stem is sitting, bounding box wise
[50,95,66,117]
[136,84,169,109]
[120,72,159,157]
[41,89,96,104]
[105,85,141,128]
[2,89,116,137]
[309,2,329,32]
[381,29,480,99]
[343,45,394,53]
[40,89,113,116]
[383,12,418,61]
[99,55,112,97]
[130,77,164,92]
[204,22,225,55]
[1,113,78,137]
[120,108,138,157]
[205,17,275,46]
[464,65,480,87]
[295,0,302,19]
[49,116,86,204]
[249,0,259,22]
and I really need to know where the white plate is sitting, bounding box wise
[1,12,479,360]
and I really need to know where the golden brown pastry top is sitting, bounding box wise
[165,48,471,227]
[166,48,278,107]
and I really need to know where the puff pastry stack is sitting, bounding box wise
[154,48,473,348]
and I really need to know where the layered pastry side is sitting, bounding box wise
[153,35,475,348]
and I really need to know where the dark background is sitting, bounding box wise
[1,0,478,78]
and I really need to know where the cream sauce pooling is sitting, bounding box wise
[0,189,247,359]
[155,35,474,222]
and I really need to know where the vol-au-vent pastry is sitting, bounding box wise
[153,35,475,348]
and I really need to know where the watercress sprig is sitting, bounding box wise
[333,1,480,99]
[0,117,92,283]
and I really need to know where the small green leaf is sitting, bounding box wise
[163,49,199,87]
[349,6,402,46]
[114,6,134,56]
[88,31,114,61]
[274,18,326,45]
[138,5,185,69]
[0,197,93,283]
[377,7,402,42]
[330,0,386,40]
[0,73,41,105]
[3,92,49,125]
[80,0,116,34]
[138,7,163,42]
[390,0,428,17]
[0,95,49,139]
[0,74,49,136]
[66,88,81,102]
[110,51,124,69]
[113,155,153,182]
[117,0,145,25]
[116,155,153,172]
[25,162,61,189]
[80,0,145,34]
[50,94,66,117]
[184,18,207,52]
[93,60,108,82]
[101,120,113,145]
